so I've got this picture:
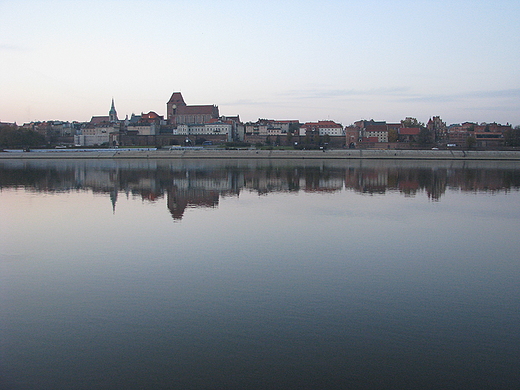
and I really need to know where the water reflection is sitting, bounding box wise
[2,158,520,389]
[1,159,520,219]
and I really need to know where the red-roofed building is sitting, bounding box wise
[90,116,110,125]
[398,127,421,142]
[354,120,388,143]
[166,92,219,126]
[141,111,164,123]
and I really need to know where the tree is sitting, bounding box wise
[418,127,433,146]
[0,125,45,148]
[388,128,398,143]
[286,131,293,145]
[289,122,301,134]
[466,136,476,149]
[401,117,425,128]
[504,126,520,147]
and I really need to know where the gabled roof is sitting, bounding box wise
[167,92,187,106]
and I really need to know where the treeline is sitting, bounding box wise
[504,126,520,147]
[0,125,45,148]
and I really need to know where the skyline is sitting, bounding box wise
[1,0,519,126]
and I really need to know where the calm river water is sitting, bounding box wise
[1,158,520,389]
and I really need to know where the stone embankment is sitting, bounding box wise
[2,149,520,160]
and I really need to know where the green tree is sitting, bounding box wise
[0,125,45,148]
[466,136,477,149]
[388,128,398,142]
[401,117,425,128]
[286,131,293,145]
[504,126,520,147]
[418,127,433,146]
[289,122,301,134]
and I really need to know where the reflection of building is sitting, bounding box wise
[165,169,240,219]
[4,161,520,220]
[167,188,220,220]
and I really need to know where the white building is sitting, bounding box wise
[174,121,232,140]
[364,129,388,143]
[299,121,344,137]
[127,123,159,136]
[74,125,115,146]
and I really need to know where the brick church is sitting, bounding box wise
[166,92,219,126]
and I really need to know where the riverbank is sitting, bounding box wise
[2,149,520,160]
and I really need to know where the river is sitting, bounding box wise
[1,158,519,389]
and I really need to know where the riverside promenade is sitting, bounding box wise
[2,149,520,160]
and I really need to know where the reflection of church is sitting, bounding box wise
[167,188,220,220]
[4,160,520,220]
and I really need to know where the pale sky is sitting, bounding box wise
[1,0,519,126]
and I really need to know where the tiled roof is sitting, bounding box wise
[399,127,420,135]
[303,121,342,128]
[167,92,186,105]
[90,116,110,124]
[365,124,387,132]
[177,105,216,115]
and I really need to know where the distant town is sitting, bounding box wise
[1,92,520,150]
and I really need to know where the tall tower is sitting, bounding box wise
[109,98,118,123]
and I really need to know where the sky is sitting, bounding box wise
[1,0,519,126]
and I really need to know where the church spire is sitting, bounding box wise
[109,98,118,123]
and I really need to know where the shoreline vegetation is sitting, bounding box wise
[2,149,520,160]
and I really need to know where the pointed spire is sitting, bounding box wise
[109,98,118,123]
[110,188,117,214]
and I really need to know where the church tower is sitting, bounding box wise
[109,98,118,123]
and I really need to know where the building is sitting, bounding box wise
[398,127,421,142]
[364,123,388,142]
[109,98,118,123]
[427,116,447,142]
[75,124,115,146]
[345,126,359,147]
[245,119,299,137]
[126,111,165,136]
[75,100,120,146]
[354,120,388,142]
[472,122,510,148]
[447,122,475,146]
[299,121,344,137]
[174,120,233,141]
[166,92,219,126]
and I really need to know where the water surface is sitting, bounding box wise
[1,159,519,389]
